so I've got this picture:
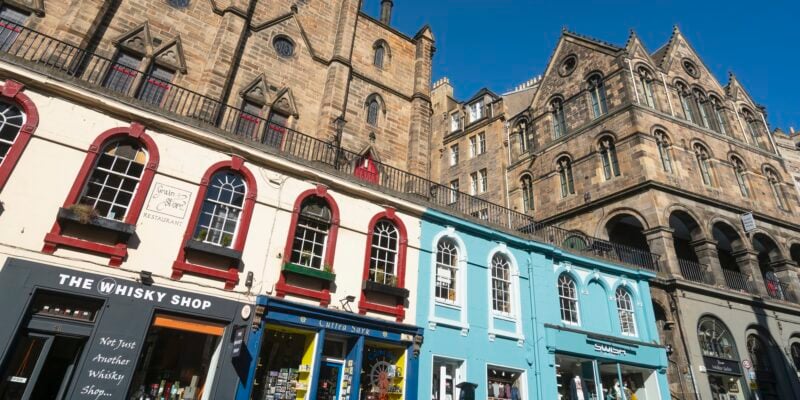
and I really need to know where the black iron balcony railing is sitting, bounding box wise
[0,19,661,272]
[678,258,710,284]
[721,268,759,295]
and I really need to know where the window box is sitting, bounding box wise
[362,280,409,300]
[184,239,243,262]
[57,207,135,238]
[282,263,336,282]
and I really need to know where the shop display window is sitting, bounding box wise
[360,343,405,400]
[29,290,104,322]
[487,365,524,400]
[708,374,744,400]
[555,355,661,400]
[250,326,316,400]
[431,357,464,400]
[128,314,225,400]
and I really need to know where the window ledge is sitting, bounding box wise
[492,313,517,322]
[184,239,242,261]
[57,207,135,237]
[282,263,336,281]
[362,280,409,299]
[434,300,462,310]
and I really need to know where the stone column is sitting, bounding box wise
[771,260,800,303]
[644,227,679,278]
[690,239,724,286]
[732,249,768,296]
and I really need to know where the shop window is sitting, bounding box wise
[434,238,460,304]
[486,365,523,399]
[558,273,580,325]
[615,287,637,336]
[0,80,38,193]
[432,357,464,400]
[360,344,405,399]
[359,209,409,321]
[490,254,512,315]
[172,158,257,290]
[43,124,159,266]
[555,355,662,400]
[747,334,780,399]
[128,314,225,399]
[251,326,315,400]
[277,186,340,306]
[104,51,142,95]
[28,290,104,322]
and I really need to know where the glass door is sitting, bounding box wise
[317,361,344,400]
[0,332,86,400]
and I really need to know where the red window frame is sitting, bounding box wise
[276,185,340,306]
[171,156,257,290]
[42,122,159,266]
[0,80,39,192]
[358,207,409,322]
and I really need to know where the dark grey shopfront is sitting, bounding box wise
[0,258,250,399]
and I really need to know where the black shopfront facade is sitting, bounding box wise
[0,258,251,399]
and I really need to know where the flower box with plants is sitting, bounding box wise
[282,262,336,282]
[57,204,135,237]
[362,273,409,299]
[184,229,242,261]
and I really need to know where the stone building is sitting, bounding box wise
[433,27,800,399]
[775,127,800,201]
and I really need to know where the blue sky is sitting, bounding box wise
[365,0,800,133]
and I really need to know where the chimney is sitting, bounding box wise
[380,0,393,25]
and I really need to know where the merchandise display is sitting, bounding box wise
[360,344,405,400]
[486,367,523,400]
[251,327,316,400]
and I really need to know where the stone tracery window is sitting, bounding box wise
[698,316,738,360]
[693,144,713,186]
[654,130,672,173]
[637,67,656,108]
[520,174,534,212]
[588,74,608,118]
[731,156,750,198]
[765,167,786,210]
[551,98,566,139]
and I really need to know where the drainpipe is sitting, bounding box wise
[627,59,640,104]
[667,290,701,400]
[760,112,780,155]
[660,72,675,117]
[526,255,545,400]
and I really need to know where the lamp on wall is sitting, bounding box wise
[139,270,154,286]
[339,295,356,313]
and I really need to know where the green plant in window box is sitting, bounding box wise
[386,275,397,287]
[68,203,99,224]
[323,263,333,273]
[195,228,208,241]
[221,233,233,248]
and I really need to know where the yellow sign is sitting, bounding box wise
[749,381,758,390]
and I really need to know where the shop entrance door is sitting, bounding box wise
[317,360,344,400]
[0,331,86,400]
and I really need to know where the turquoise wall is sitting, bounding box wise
[416,209,670,400]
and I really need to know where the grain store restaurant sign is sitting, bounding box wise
[0,258,250,399]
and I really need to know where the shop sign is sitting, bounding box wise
[231,326,246,358]
[703,356,742,376]
[742,359,752,370]
[272,311,403,342]
[78,334,141,399]
[57,272,214,311]
[741,212,756,233]
[593,343,627,356]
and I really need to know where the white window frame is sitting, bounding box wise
[468,100,483,123]
[558,273,580,325]
[431,356,466,400]
[368,220,399,285]
[478,168,487,193]
[469,136,477,158]
[193,171,246,248]
[79,140,148,221]
[469,171,478,195]
[477,132,486,155]
[448,179,459,204]
[290,199,332,270]
[615,286,638,337]
[450,113,460,132]
[0,100,25,166]
[449,144,459,166]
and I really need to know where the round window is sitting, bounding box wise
[273,37,295,58]
[682,59,699,78]
[559,54,578,77]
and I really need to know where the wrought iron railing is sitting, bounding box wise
[678,258,710,284]
[0,19,662,272]
[722,268,758,295]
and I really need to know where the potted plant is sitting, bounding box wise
[68,203,99,224]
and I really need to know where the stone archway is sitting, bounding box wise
[605,213,654,269]
[752,233,788,300]
[669,210,708,283]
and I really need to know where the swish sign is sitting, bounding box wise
[594,344,628,356]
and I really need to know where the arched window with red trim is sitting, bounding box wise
[276,185,340,306]
[0,80,38,192]
[172,156,257,290]
[358,208,409,321]
[43,123,159,266]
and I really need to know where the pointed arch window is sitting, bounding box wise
[654,130,673,173]
[693,89,710,129]
[731,157,750,198]
[558,156,575,197]
[520,174,534,212]
[615,287,637,336]
[0,6,29,52]
[435,238,459,303]
[0,81,37,193]
[710,96,728,135]
[599,137,620,180]
[367,97,381,126]
[766,168,786,210]
[637,67,656,108]
[694,144,713,186]
[138,64,175,106]
[515,119,529,153]
[742,109,765,149]
[551,98,566,138]
[104,51,142,95]
[491,254,512,315]
[558,273,579,325]
[0,100,24,171]
[677,83,694,123]
[373,42,386,68]
[588,74,607,118]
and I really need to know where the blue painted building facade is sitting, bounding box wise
[417,209,669,400]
